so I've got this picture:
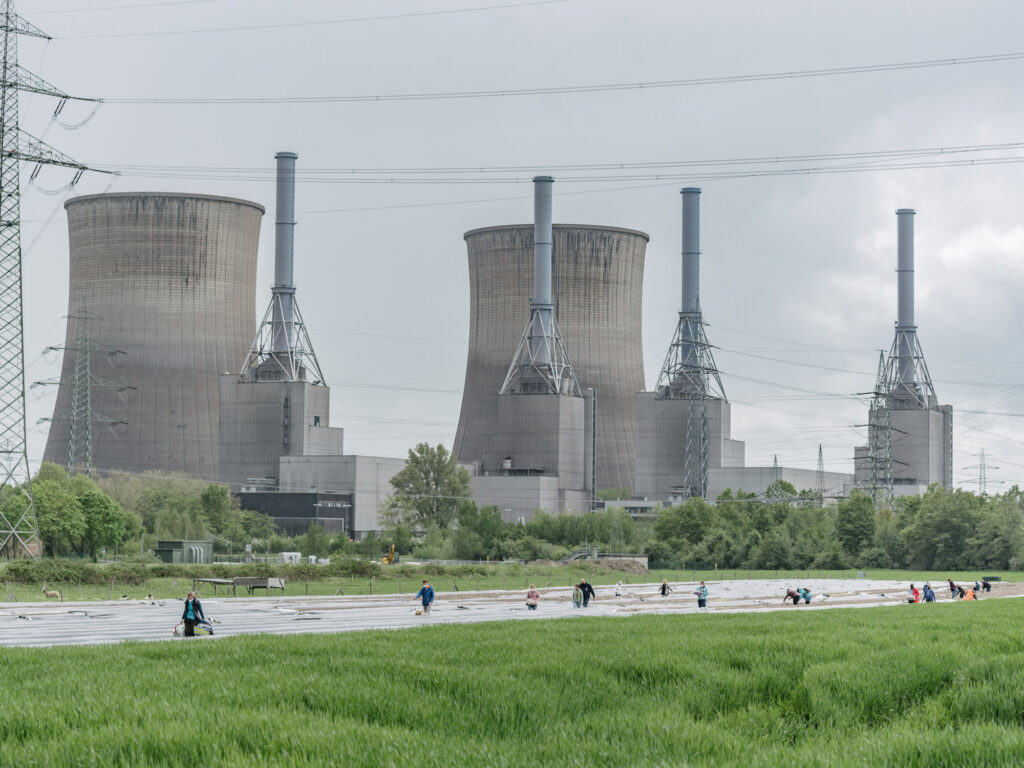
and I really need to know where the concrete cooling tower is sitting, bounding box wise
[42,192,264,479]
[454,224,648,491]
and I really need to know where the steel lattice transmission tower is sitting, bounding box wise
[33,307,130,477]
[867,351,895,509]
[815,444,825,504]
[0,1,106,556]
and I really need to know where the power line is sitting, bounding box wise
[32,0,217,13]
[93,140,1024,175]
[96,151,1024,185]
[98,50,1024,103]
[59,0,566,39]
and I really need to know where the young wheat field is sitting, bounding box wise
[2,599,1022,767]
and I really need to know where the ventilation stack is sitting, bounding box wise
[635,188,744,501]
[854,208,952,495]
[218,152,343,488]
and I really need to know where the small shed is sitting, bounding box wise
[155,539,214,564]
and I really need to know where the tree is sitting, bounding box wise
[33,480,86,558]
[836,490,875,557]
[79,490,127,561]
[387,443,471,530]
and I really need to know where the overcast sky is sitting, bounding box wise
[16,0,1024,491]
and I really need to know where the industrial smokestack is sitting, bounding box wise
[895,208,916,385]
[681,187,701,314]
[530,176,554,365]
[272,151,298,354]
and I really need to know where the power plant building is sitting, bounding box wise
[455,177,622,521]
[635,188,744,501]
[454,213,648,504]
[43,192,264,479]
[854,209,953,497]
[217,153,400,538]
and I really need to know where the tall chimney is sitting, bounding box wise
[530,175,554,366]
[681,187,701,314]
[895,208,916,385]
[272,151,298,354]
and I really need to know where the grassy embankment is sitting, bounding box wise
[2,561,1020,602]
[3,599,1024,766]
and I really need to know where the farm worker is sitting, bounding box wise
[181,592,205,637]
[964,588,976,601]
[909,584,920,603]
[526,584,540,610]
[572,582,583,608]
[414,579,434,614]
[957,585,967,600]
[974,581,981,594]
[783,588,801,606]
[947,580,959,599]
[923,584,936,602]
[799,587,812,605]
[615,581,624,596]
[659,579,672,597]
[982,579,992,593]
[579,578,596,607]
[695,581,709,608]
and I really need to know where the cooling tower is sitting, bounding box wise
[43,192,264,479]
[454,224,648,491]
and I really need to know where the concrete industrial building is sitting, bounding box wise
[454,212,648,497]
[43,192,264,479]
[635,188,744,501]
[457,177,600,522]
[635,189,851,503]
[854,209,953,499]
[217,153,400,538]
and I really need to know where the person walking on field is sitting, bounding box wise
[414,579,434,614]
[579,578,596,607]
[695,581,709,608]
[947,579,959,599]
[181,592,205,637]
[659,579,672,597]
[526,584,540,610]
[923,583,936,602]
[572,582,584,608]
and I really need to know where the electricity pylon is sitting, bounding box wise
[33,307,131,477]
[0,1,109,557]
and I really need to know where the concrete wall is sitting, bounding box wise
[890,405,953,488]
[454,224,648,491]
[486,394,586,490]
[853,404,953,491]
[708,466,852,501]
[634,394,744,499]
[278,455,404,536]
[44,193,264,480]
[218,376,343,487]
[468,474,592,523]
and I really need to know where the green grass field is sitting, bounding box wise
[3,599,1024,766]
[5,565,1020,603]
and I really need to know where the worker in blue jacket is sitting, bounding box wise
[414,580,435,614]
[181,592,205,637]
